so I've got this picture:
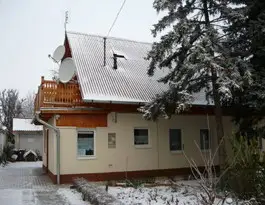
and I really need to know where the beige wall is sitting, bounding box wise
[15,131,43,154]
[45,116,57,174]
[42,127,47,168]
[58,113,234,175]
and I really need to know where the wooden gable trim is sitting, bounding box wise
[56,114,108,128]
[37,104,232,126]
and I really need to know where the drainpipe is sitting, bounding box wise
[156,121,160,169]
[35,112,61,185]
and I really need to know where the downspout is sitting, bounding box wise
[35,112,60,185]
[156,121,160,169]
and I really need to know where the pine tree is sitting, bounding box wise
[140,0,251,168]
[225,0,265,134]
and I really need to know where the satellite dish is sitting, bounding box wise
[59,57,76,83]
[53,45,65,62]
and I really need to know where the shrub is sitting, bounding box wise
[125,178,156,188]
[223,136,265,202]
[0,142,15,166]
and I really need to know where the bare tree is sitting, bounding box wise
[182,140,242,205]
[21,91,35,118]
[0,89,23,142]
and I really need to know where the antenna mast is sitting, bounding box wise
[64,11,69,31]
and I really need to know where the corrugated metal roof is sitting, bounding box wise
[66,31,208,105]
[13,118,43,132]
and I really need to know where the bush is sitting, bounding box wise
[125,178,156,188]
[223,136,265,202]
[35,149,42,161]
[0,142,15,166]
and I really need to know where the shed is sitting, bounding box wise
[13,118,43,155]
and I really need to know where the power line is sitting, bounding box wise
[106,0,127,37]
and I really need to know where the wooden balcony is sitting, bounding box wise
[34,76,86,112]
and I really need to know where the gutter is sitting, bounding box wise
[34,112,61,185]
[83,99,145,105]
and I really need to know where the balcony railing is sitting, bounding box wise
[34,77,86,112]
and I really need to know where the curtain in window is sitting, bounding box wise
[78,132,94,156]
[169,129,182,151]
[200,129,210,150]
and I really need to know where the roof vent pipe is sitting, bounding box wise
[103,37,106,66]
[113,54,118,70]
[113,53,125,70]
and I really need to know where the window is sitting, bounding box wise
[134,128,149,145]
[200,129,210,150]
[77,130,95,157]
[169,129,182,151]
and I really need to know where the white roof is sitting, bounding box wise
[66,31,208,105]
[13,118,43,132]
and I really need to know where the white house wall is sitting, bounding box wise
[58,113,234,175]
[46,116,57,175]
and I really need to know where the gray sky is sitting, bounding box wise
[0,0,160,98]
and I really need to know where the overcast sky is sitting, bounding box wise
[0,0,160,98]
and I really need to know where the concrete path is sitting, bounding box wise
[0,162,89,205]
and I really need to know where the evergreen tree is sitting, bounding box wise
[0,89,23,143]
[140,0,251,167]
[225,0,265,134]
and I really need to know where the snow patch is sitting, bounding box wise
[0,161,42,169]
[23,150,37,158]
[57,188,88,205]
[107,184,248,205]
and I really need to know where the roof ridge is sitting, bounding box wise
[67,30,152,45]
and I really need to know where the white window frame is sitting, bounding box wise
[169,128,183,153]
[133,127,151,149]
[76,128,96,160]
[200,129,211,151]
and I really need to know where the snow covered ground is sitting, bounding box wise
[57,188,88,205]
[0,161,90,205]
[0,161,43,168]
[107,182,249,205]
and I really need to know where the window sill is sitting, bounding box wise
[170,150,183,154]
[201,149,211,152]
[77,156,97,160]
[134,145,152,149]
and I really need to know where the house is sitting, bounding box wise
[13,118,43,155]
[33,31,236,184]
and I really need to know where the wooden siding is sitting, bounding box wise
[56,114,108,127]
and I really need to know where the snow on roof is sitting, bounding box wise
[13,118,42,132]
[23,150,37,158]
[66,31,208,105]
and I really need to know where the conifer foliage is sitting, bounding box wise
[140,0,251,165]
[225,0,265,132]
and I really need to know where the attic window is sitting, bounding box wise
[113,53,125,70]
